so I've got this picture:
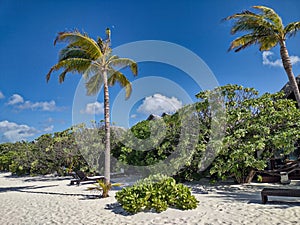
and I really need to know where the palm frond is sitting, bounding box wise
[46,58,91,82]
[225,8,279,36]
[56,58,91,72]
[107,55,119,62]
[108,71,132,99]
[86,180,122,198]
[130,63,138,76]
[48,29,138,100]
[97,37,105,54]
[258,36,278,51]
[109,57,138,76]
[58,46,92,61]
[46,67,55,82]
[54,31,102,60]
[230,17,276,35]
[105,28,111,44]
[225,5,285,52]
[85,73,103,96]
[224,10,259,22]
[252,6,283,30]
[285,21,300,37]
[229,34,259,52]
[83,64,100,80]
[59,69,69,83]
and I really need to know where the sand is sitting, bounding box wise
[0,172,299,225]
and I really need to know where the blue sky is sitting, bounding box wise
[1,0,300,143]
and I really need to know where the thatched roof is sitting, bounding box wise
[280,75,300,101]
[146,114,161,121]
[146,113,171,121]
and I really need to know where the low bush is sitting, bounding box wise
[115,174,199,214]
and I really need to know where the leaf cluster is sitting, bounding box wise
[115,174,198,214]
[225,5,300,52]
[199,86,300,183]
[0,128,87,176]
[46,29,138,99]
[86,179,122,198]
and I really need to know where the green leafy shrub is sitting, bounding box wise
[0,151,16,171]
[202,86,300,183]
[115,174,198,214]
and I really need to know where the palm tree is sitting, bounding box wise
[225,5,300,107]
[46,28,137,185]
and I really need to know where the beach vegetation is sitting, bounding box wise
[0,128,87,176]
[197,85,300,183]
[0,143,16,171]
[1,85,299,185]
[86,179,122,198]
[113,85,300,183]
[115,174,198,214]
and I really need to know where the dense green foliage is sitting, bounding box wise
[115,174,198,214]
[113,85,300,183]
[1,85,299,184]
[0,127,97,176]
[113,118,175,167]
[0,143,17,171]
[196,85,300,183]
[112,105,201,179]
[0,123,125,176]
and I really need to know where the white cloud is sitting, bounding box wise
[0,120,39,143]
[130,114,137,119]
[290,55,300,65]
[81,101,104,115]
[0,91,4,99]
[43,125,54,132]
[7,94,59,111]
[137,94,183,115]
[262,51,300,67]
[8,94,24,105]
[18,100,57,111]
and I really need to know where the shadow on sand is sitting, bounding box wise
[3,173,72,182]
[0,184,100,199]
[204,184,300,209]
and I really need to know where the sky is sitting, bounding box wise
[1,0,300,143]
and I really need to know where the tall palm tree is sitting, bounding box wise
[225,5,300,107]
[46,29,137,185]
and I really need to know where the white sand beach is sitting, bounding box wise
[0,172,299,225]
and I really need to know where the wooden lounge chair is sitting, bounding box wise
[70,171,105,185]
[259,160,300,184]
[261,188,300,204]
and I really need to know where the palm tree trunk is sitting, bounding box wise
[103,70,111,185]
[280,41,300,108]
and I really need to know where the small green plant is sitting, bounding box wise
[115,174,199,214]
[87,180,122,198]
[257,175,263,183]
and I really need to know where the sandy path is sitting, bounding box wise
[0,172,299,225]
